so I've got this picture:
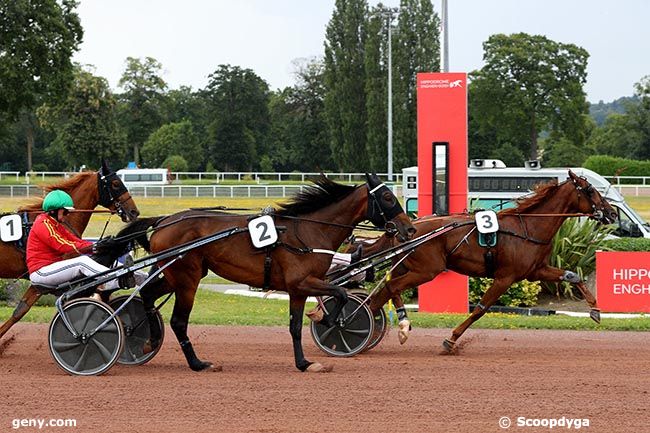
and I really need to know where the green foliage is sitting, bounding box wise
[37,67,127,167]
[161,155,188,172]
[603,237,650,252]
[324,0,368,171]
[142,120,202,170]
[205,64,270,171]
[117,56,168,164]
[469,278,541,307]
[0,0,83,119]
[583,155,650,178]
[542,136,592,167]
[488,142,525,167]
[544,218,614,297]
[469,33,589,160]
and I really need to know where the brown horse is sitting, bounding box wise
[117,174,415,372]
[0,160,140,340]
[366,170,617,352]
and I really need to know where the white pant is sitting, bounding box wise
[30,255,120,289]
[331,253,351,267]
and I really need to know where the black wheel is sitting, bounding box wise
[349,292,389,352]
[108,295,164,366]
[48,298,124,376]
[310,294,374,357]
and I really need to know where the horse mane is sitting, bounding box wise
[17,172,97,212]
[276,175,358,216]
[500,180,560,215]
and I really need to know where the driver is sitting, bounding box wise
[26,190,137,290]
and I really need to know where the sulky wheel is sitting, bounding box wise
[310,294,374,357]
[48,298,124,376]
[348,291,389,352]
[108,295,164,366]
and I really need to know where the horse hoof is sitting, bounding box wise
[306,308,324,323]
[306,362,333,373]
[191,361,218,372]
[398,319,411,345]
[442,338,455,353]
[590,308,601,324]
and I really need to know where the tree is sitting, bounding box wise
[141,120,203,170]
[0,0,83,170]
[117,57,167,164]
[392,0,440,170]
[626,76,650,159]
[324,0,368,171]
[470,33,589,160]
[204,65,270,171]
[37,66,126,168]
[364,4,389,172]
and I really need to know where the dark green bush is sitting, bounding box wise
[583,155,650,179]
[469,278,541,307]
[603,237,650,251]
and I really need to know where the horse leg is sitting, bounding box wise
[168,284,214,371]
[391,294,411,345]
[531,266,600,323]
[443,278,514,353]
[0,285,41,340]
[140,276,174,354]
[299,277,348,328]
[289,295,331,373]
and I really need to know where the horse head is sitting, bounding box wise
[365,173,415,242]
[98,159,140,222]
[568,170,617,224]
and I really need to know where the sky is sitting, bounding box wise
[72,0,650,103]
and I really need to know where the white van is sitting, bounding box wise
[116,168,170,187]
[402,160,650,239]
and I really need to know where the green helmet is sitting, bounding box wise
[43,190,75,212]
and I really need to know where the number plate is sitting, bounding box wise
[0,214,22,242]
[248,215,278,248]
[475,210,499,234]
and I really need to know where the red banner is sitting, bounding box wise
[416,72,468,313]
[596,251,650,313]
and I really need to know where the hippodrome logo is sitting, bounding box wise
[611,268,650,295]
[419,79,463,89]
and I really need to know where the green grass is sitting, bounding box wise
[1,289,648,331]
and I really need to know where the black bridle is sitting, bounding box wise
[366,178,406,236]
[571,176,612,223]
[97,170,130,220]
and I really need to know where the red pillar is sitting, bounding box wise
[416,73,468,313]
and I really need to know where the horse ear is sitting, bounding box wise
[568,169,578,181]
[100,159,110,175]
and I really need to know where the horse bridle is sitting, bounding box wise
[366,182,405,236]
[98,171,130,220]
[570,176,608,222]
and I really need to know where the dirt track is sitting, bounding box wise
[1,323,648,433]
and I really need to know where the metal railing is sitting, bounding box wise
[0,171,20,181]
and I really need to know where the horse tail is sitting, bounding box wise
[116,216,163,252]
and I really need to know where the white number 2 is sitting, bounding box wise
[248,215,278,248]
[0,214,22,242]
[475,210,499,234]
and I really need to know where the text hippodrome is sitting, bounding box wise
[612,268,650,295]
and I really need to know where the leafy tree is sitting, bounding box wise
[0,0,83,170]
[141,120,202,170]
[364,4,389,173]
[204,65,270,171]
[324,0,368,171]
[38,66,126,168]
[626,76,650,159]
[161,155,188,172]
[392,0,440,170]
[117,57,167,165]
[470,33,589,160]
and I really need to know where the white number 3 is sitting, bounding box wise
[475,210,499,234]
